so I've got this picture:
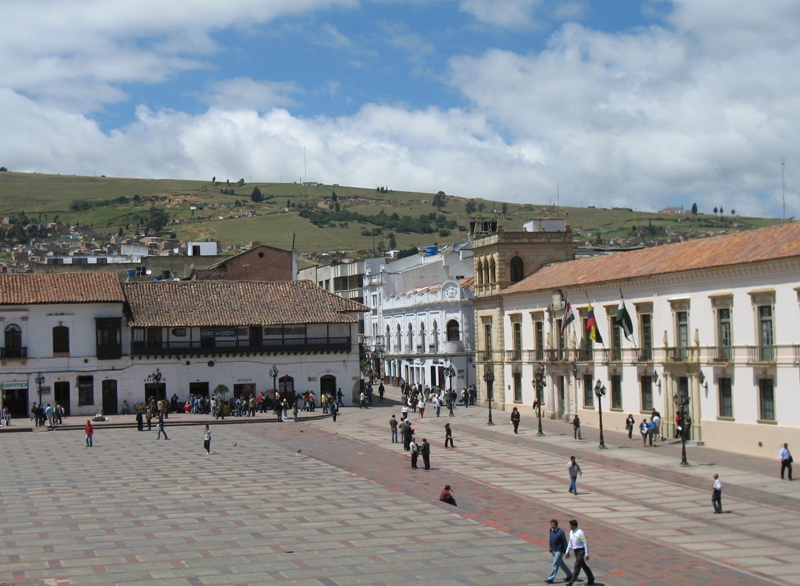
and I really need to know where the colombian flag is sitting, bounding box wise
[587,303,603,344]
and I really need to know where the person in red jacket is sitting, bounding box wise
[85,420,94,447]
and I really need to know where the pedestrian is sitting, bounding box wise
[625,414,635,440]
[389,415,398,443]
[572,415,582,440]
[418,398,426,418]
[203,424,211,454]
[511,407,520,433]
[378,382,385,402]
[136,410,144,431]
[546,519,574,584]
[433,394,441,417]
[711,474,722,513]
[567,456,582,495]
[444,423,454,448]
[402,421,413,451]
[330,399,338,422]
[2,405,11,426]
[780,443,793,480]
[146,407,153,431]
[439,484,457,506]
[564,519,595,586]
[292,401,298,422]
[421,437,431,470]
[410,438,419,469]
[85,420,94,447]
[639,418,649,446]
[156,415,169,440]
[647,418,656,446]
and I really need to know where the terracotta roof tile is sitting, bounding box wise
[502,223,800,296]
[0,273,125,304]
[123,280,368,327]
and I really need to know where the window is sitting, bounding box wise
[484,323,493,362]
[612,322,621,361]
[719,377,733,418]
[640,314,652,362]
[78,375,94,406]
[446,320,460,341]
[759,378,775,421]
[513,371,522,402]
[611,375,622,409]
[419,323,426,351]
[386,326,391,352]
[52,326,70,354]
[407,324,413,353]
[758,305,774,362]
[556,319,564,360]
[396,325,402,351]
[676,311,688,360]
[512,322,522,360]
[510,256,524,282]
[581,317,593,361]
[640,376,653,411]
[95,318,121,360]
[534,321,544,361]
[583,374,594,407]
[718,308,732,360]
[3,323,23,358]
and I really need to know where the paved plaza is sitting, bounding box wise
[1,389,798,585]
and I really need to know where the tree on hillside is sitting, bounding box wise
[691,203,698,215]
[145,206,169,235]
[331,191,338,202]
[0,166,7,172]
[464,200,477,217]
[501,202,509,216]
[388,232,397,249]
[477,202,486,215]
[433,191,447,211]
[713,206,718,216]
[719,206,724,215]
[251,186,263,203]
[731,209,736,216]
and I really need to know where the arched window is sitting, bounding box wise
[432,320,439,351]
[510,256,524,282]
[447,320,460,341]
[489,257,497,284]
[407,324,414,352]
[4,323,22,358]
[397,324,402,352]
[53,325,70,354]
[483,257,490,285]
[385,325,391,352]
[419,323,426,352]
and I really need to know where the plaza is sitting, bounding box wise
[0,388,797,585]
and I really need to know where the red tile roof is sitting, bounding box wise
[502,223,800,296]
[123,280,368,327]
[0,273,125,304]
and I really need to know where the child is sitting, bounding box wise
[203,425,211,454]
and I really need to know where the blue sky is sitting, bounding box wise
[2,0,799,218]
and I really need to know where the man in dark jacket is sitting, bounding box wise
[402,421,414,451]
[420,438,431,470]
[546,519,574,583]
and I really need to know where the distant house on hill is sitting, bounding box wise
[189,244,296,281]
[660,205,685,214]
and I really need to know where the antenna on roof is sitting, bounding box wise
[782,157,786,221]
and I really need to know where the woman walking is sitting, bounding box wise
[85,420,94,447]
[511,407,520,434]
[203,425,212,454]
[625,414,635,440]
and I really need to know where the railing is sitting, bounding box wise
[505,349,522,362]
[747,345,775,363]
[0,347,27,359]
[132,336,351,356]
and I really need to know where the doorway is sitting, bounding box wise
[102,380,118,415]
[320,375,336,397]
[54,381,70,416]
[145,383,166,404]
[2,387,29,418]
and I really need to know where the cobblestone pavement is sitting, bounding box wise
[0,389,797,585]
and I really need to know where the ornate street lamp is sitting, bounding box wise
[443,364,456,391]
[533,365,546,436]
[594,379,607,449]
[35,372,45,407]
[483,368,495,426]
[674,392,691,466]
[269,365,279,393]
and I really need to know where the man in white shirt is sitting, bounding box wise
[780,443,793,480]
[564,519,595,585]
[712,474,722,513]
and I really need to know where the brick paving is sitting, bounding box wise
[0,389,796,585]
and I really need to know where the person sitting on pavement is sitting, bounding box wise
[439,484,457,506]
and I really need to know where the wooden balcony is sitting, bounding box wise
[132,336,351,357]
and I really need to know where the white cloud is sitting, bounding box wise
[202,78,301,111]
[459,0,543,29]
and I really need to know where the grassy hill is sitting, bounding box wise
[0,171,783,256]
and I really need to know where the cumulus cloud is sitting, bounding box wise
[201,78,301,111]
[459,0,543,29]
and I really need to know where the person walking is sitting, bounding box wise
[572,415,582,440]
[564,519,595,585]
[439,485,457,506]
[545,519,574,584]
[292,401,298,422]
[510,407,520,434]
[136,410,144,431]
[378,382,385,402]
[156,415,169,440]
[146,407,153,431]
[203,424,212,454]
[85,420,94,447]
[780,443,793,480]
[711,474,722,513]
[330,399,338,422]
[567,456,582,495]
[410,438,420,469]
[402,420,413,451]
[420,438,431,470]
[444,423,454,448]
[625,414,635,440]
[639,418,649,446]
[389,415,398,443]
[1,405,10,426]
[417,398,426,418]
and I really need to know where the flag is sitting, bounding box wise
[586,303,603,344]
[561,294,575,334]
[616,294,634,342]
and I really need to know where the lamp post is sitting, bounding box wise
[148,368,163,401]
[35,372,45,407]
[533,365,546,436]
[594,379,607,449]
[483,369,495,426]
[443,364,455,392]
[269,365,279,394]
[674,392,690,465]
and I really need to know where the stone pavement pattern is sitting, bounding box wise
[0,393,797,585]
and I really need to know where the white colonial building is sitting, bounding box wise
[496,222,800,456]
[0,274,367,417]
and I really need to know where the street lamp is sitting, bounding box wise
[483,368,495,426]
[594,379,607,449]
[533,365,546,436]
[443,364,456,392]
[35,372,45,407]
[674,392,691,465]
[269,365,279,394]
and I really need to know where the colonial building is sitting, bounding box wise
[498,222,800,456]
[0,275,366,417]
[189,244,296,281]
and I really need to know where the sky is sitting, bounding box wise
[2,0,799,218]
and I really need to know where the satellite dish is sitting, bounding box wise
[145,269,152,275]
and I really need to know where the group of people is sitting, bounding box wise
[629,409,661,446]
[30,402,64,427]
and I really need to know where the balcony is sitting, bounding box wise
[747,345,775,364]
[132,336,352,357]
[505,349,523,362]
[0,347,27,359]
